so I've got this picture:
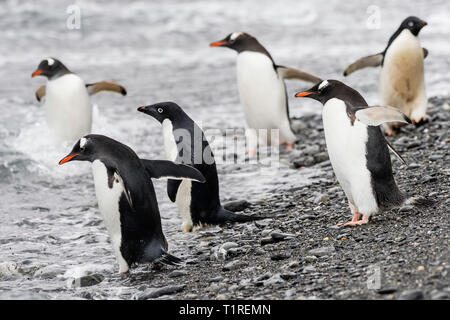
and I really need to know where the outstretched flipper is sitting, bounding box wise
[355,106,411,127]
[85,81,127,96]
[141,159,205,183]
[343,53,383,76]
[344,48,428,76]
[35,85,46,102]
[276,65,322,84]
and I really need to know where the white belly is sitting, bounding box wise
[45,74,92,144]
[236,52,294,144]
[322,99,378,215]
[162,119,178,161]
[380,29,426,116]
[175,179,193,231]
[92,160,129,273]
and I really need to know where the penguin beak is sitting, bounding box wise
[137,106,147,113]
[59,153,80,165]
[210,41,227,47]
[31,70,44,78]
[295,91,315,98]
[420,20,428,27]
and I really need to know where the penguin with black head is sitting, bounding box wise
[32,58,127,144]
[295,80,432,226]
[138,102,264,232]
[343,16,429,135]
[59,134,205,273]
[210,32,321,156]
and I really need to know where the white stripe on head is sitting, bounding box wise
[80,137,88,148]
[230,32,243,41]
[319,80,329,90]
[47,58,55,66]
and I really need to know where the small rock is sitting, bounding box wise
[135,285,186,300]
[308,246,335,257]
[222,260,247,271]
[223,200,251,212]
[168,270,188,278]
[72,274,104,287]
[298,214,316,220]
[271,253,290,261]
[34,265,64,279]
[314,193,329,204]
[398,289,425,300]
[399,205,414,212]
[304,256,318,263]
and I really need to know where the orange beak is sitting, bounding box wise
[59,153,79,165]
[295,91,314,98]
[32,70,44,78]
[210,41,227,47]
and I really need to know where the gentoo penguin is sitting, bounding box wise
[210,32,321,156]
[138,102,264,232]
[295,80,431,226]
[58,134,205,273]
[343,16,429,135]
[32,58,127,144]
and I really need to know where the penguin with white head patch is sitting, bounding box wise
[295,80,432,226]
[59,134,205,273]
[343,16,429,135]
[138,102,265,232]
[32,58,127,144]
[210,32,321,156]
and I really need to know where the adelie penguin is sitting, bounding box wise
[58,134,205,273]
[295,80,432,226]
[210,32,321,156]
[343,16,429,135]
[32,58,127,144]
[138,102,264,232]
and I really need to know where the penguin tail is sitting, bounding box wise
[404,196,434,208]
[212,207,268,224]
[158,250,183,266]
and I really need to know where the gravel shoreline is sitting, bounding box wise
[1,97,448,300]
[121,96,449,300]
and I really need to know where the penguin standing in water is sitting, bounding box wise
[138,102,264,232]
[343,16,429,135]
[295,80,431,226]
[210,32,321,156]
[32,58,127,144]
[59,134,205,273]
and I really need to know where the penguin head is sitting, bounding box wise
[59,135,98,165]
[210,32,260,53]
[32,58,70,79]
[399,16,427,36]
[137,102,182,123]
[295,80,340,104]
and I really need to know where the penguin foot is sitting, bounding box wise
[411,115,430,126]
[285,144,294,151]
[339,214,370,227]
[183,225,193,233]
[118,269,130,275]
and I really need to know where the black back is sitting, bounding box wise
[62,134,169,266]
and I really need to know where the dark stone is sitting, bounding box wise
[398,289,425,300]
[73,274,104,287]
[136,285,186,300]
[223,200,251,212]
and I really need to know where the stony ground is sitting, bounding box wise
[4,97,448,300]
[105,96,449,300]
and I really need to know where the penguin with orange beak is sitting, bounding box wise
[295,80,431,226]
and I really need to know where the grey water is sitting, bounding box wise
[0,0,448,299]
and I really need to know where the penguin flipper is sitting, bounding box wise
[35,85,46,102]
[141,159,205,182]
[343,53,383,76]
[276,65,322,84]
[85,81,127,96]
[355,106,412,127]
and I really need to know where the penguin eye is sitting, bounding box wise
[408,21,414,27]
[157,108,163,113]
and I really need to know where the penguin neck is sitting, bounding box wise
[47,68,72,81]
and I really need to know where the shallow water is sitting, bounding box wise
[0,0,449,299]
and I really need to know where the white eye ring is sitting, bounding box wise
[157,108,163,113]
[408,21,414,27]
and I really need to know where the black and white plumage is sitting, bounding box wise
[138,102,264,232]
[32,58,126,144]
[59,134,205,273]
[210,32,321,155]
[343,16,429,135]
[295,80,431,226]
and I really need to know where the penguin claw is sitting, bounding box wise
[183,226,193,233]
